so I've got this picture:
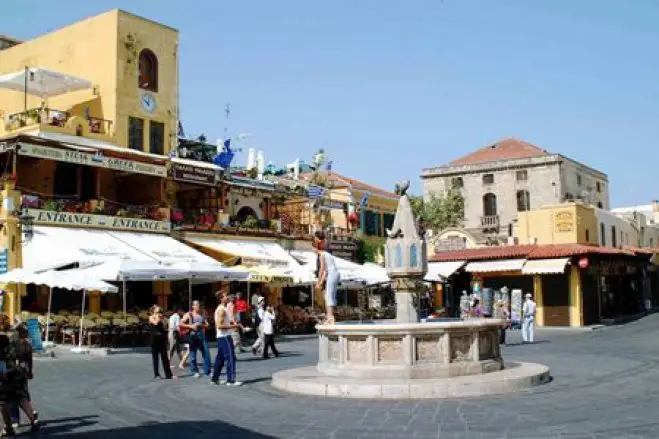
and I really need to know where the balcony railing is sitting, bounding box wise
[480,215,500,230]
[4,107,113,136]
[6,108,69,130]
[88,117,113,135]
[20,194,169,222]
[172,208,311,239]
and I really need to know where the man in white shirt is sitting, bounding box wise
[262,304,279,359]
[251,297,265,356]
[522,293,537,343]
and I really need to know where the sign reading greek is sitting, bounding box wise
[27,209,171,233]
[19,143,167,178]
[172,162,217,185]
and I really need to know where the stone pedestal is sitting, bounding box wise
[395,292,418,324]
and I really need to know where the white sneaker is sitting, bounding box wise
[227,381,243,387]
[193,373,201,378]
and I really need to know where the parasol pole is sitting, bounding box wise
[122,280,127,320]
[44,286,53,345]
[188,278,192,310]
[78,289,86,348]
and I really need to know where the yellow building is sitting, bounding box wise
[0,10,189,321]
[516,201,598,246]
[0,9,179,154]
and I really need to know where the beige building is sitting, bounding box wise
[421,138,610,245]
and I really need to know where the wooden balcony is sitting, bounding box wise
[480,215,500,231]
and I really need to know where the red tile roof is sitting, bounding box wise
[430,244,640,262]
[449,137,551,166]
[301,171,398,198]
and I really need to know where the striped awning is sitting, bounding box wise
[521,258,570,274]
[464,259,526,273]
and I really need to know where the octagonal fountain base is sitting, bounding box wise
[271,319,551,399]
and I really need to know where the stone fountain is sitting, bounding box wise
[272,183,550,399]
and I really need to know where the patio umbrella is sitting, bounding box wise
[78,259,189,319]
[0,268,43,285]
[0,67,93,105]
[165,261,250,309]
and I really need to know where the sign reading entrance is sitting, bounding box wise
[27,209,171,233]
[172,162,217,186]
[19,143,167,178]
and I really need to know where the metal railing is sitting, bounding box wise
[481,215,500,230]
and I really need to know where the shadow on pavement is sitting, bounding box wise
[40,418,275,438]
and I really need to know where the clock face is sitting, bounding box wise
[141,92,156,114]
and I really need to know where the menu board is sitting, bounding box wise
[511,289,523,326]
[27,318,43,352]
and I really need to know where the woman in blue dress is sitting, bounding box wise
[314,231,340,325]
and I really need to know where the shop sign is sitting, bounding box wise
[18,143,167,178]
[554,211,574,233]
[328,235,358,262]
[434,236,466,253]
[27,209,171,233]
[320,200,346,210]
[172,162,217,185]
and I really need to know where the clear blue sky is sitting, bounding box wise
[2,0,659,206]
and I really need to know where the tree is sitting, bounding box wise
[410,190,464,234]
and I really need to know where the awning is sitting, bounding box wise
[521,258,570,274]
[184,236,296,268]
[22,226,230,279]
[290,250,388,287]
[464,259,527,273]
[425,261,465,281]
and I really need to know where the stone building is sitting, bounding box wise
[420,138,610,246]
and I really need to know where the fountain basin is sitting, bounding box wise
[316,319,504,380]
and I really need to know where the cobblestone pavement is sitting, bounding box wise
[25,316,659,438]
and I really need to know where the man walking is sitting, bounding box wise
[262,304,279,359]
[211,291,242,386]
[227,294,246,352]
[522,293,536,343]
[251,296,265,355]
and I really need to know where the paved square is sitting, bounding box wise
[26,316,659,438]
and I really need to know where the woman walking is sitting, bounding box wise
[180,301,211,378]
[148,306,174,380]
[9,324,38,431]
[313,231,341,325]
[0,314,38,436]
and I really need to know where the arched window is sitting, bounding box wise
[395,244,403,267]
[482,193,497,217]
[138,49,158,92]
[410,244,418,267]
[516,190,531,212]
[236,206,259,223]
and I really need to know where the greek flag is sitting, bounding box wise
[359,192,371,208]
[307,185,326,199]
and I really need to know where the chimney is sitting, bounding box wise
[293,158,300,180]
[256,150,265,180]
[247,148,255,169]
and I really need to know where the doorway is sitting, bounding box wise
[542,274,570,326]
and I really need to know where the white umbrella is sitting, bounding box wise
[0,67,92,98]
[78,259,189,319]
[165,261,250,309]
[0,268,43,285]
[32,269,118,351]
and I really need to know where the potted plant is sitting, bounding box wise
[242,215,260,229]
